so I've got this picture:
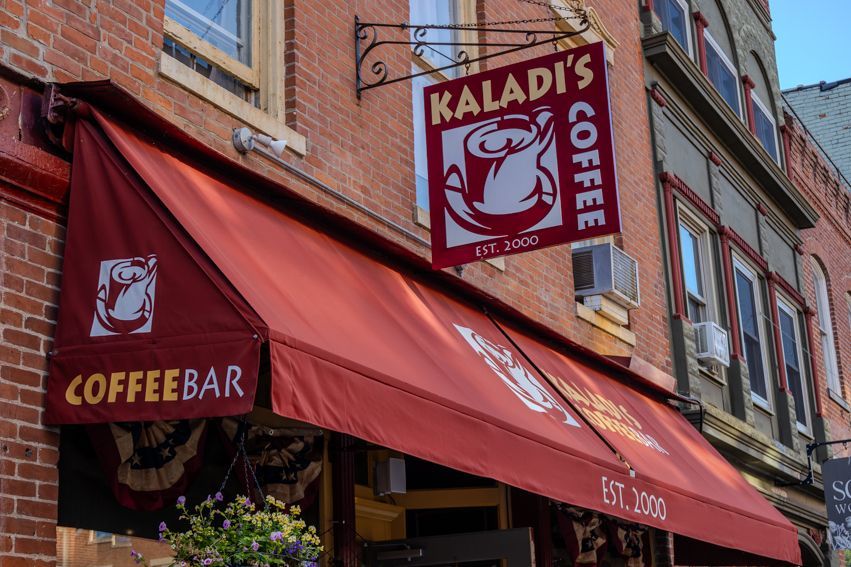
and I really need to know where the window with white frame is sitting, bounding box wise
[412,68,437,210]
[777,298,810,432]
[653,0,692,56]
[677,213,713,323]
[410,0,460,78]
[159,0,302,152]
[163,0,259,103]
[751,92,779,162]
[704,30,741,116]
[812,260,841,394]
[733,259,770,406]
[409,0,467,214]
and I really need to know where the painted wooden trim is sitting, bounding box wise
[650,86,667,107]
[742,75,757,136]
[660,171,720,226]
[661,176,686,320]
[767,277,788,392]
[693,12,709,75]
[771,271,805,307]
[804,307,824,416]
[724,225,769,273]
[163,16,259,87]
[719,228,742,359]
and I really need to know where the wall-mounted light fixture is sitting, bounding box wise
[232,126,288,158]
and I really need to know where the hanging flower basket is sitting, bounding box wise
[131,493,323,567]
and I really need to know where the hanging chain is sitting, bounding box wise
[217,417,268,510]
[355,0,591,96]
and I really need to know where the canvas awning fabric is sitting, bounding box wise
[45,111,800,565]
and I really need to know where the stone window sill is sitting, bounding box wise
[576,302,636,346]
[159,54,307,156]
[829,389,850,412]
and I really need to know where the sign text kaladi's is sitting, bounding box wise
[425,42,621,269]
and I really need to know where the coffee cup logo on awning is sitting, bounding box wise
[426,42,621,269]
[90,255,158,337]
[454,324,580,428]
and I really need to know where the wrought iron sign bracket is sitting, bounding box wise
[775,438,851,487]
[355,9,590,98]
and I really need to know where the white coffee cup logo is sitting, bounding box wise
[90,255,158,337]
[454,324,579,427]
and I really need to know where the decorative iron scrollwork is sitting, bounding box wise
[355,4,590,98]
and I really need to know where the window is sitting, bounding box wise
[653,0,692,55]
[847,293,851,334]
[163,0,258,103]
[410,0,460,78]
[159,1,303,154]
[733,259,770,407]
[812,261,841,394]
[704,30,740,116]
[752,92,779,162]
[409,1,468,215]
[777,298,809,432]
[412,68,437,210]
[677,217,711,323]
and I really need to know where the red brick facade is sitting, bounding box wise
[0,0,790,564]
[784,111,851,452]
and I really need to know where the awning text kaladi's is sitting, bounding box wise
[45,110,800,566]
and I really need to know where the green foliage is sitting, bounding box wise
[131,493,323,567]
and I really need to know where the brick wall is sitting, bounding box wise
[0,196,63,567]
[0,1,668,564]
[784,110,851,454]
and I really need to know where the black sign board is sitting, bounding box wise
[825,457,851,549]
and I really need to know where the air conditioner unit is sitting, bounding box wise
[694,321,730,367]
[572,244,640,309]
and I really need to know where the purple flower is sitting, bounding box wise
[158,521,167,532]
[177,495,186,505]
[130,550,138,558]
[214,491,224,502]
[270,531,283,541]
[251,540,260,552]
[203,559,213,566]
[243,497,251,506]
[222,519,231,529]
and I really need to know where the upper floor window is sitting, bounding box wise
[677,214,713,323]
[812,260,841,394]
[412,69,437,211]
[653,0,691,55]
[410,0,466,214]
[158,0,306,155]
[777,298,809,432]
[410,0,460,78]
[163,0,259,104]
[752,92,779,162]
[847,293,851,334]
[704,30,740,116]
[733,258,770,407]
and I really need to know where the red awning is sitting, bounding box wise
[46,110,801,565]
[500,322,801,565]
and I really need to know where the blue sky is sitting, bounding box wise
[772,1,851,89]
